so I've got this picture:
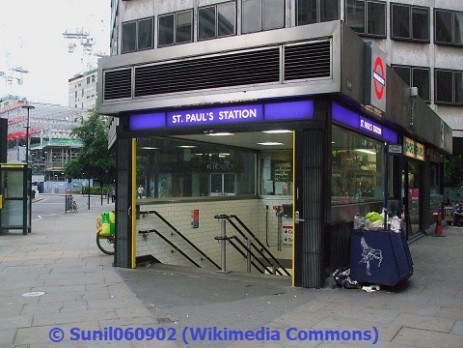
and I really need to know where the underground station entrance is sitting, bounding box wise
[133,130,296,281]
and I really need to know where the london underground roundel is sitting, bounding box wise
[373,57,385,100]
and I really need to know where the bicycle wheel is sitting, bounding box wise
[96,232,115,255]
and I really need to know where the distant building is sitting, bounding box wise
[30,138,82,182]
[68,68,98,109]
[0,96,87,177]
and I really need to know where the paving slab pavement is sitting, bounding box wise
[1,202,463,348]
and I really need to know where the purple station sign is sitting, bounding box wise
[167,104,263,127]
[129,100,314,131]
[332,103,398,144]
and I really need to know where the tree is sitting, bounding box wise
[445,154,463,188]
[65,109,115,187]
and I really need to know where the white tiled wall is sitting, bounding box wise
[136,196,293,274]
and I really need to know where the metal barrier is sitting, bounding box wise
[139,210,220,270]
[214,214,290,276]
[64,195,72,214]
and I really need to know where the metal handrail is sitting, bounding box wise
[138,228,200,268]
[215,235,271,274]
[228,214,291,276]
[140,210,220,270]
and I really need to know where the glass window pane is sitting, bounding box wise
[436,70,453,103]
[320,0,339,22]
[159,15,174,46]
[2,170,24,197]
[412,68,430,102]
[217,2,236,37]
[435,10,452,43]
[210,174,222,194]
[454,13,463,45]
[263,0,284,30]
[412,8,429,41]
[199,7,216,40]
[367,2,386,36]
[297,0,317,25]
[176,11,193,43]
[242,0,261,33]
[260,151,292,195]
[136,138,256,198]
[3,200,24,226]
[455,72,463,104]
[224,174,235,194]
[346,0,365,34]
[393,66,411,86]
[138,18,153,50]
[121,21,136,53]
[331,125,385,205]
[392,5,410,39]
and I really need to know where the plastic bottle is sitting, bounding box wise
[354,213,361,229]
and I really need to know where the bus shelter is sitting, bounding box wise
[0,164,32,235]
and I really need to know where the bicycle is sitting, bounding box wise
[96,212,115,255]
[71,199,78,213]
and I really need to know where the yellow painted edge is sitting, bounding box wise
[131,138,137,269]
[0,164,26,168]
[291,131,296,287]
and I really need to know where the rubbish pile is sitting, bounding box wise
[328,268,381,292]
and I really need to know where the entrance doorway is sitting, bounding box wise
[134,130,295,278]
[403,160,422,237]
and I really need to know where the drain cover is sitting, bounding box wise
[22,291,46,297]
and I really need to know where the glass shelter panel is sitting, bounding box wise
[0,169,25,227]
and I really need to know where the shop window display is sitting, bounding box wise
[331,126,385,205]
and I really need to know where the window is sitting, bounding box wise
[391,4,429,42]
[260,151,292,196]
[199,2,236,40]
[242,0,285,34]
[435,69,463,105]
[297,0,339,25]
[121,17,154,53]
[435,9,463,46]
[392,65,430,102]
[136,137,256,198]
[122,21,136,52]
[331,125,387,205]
[345,0,386,37]
[138,17,154,49]
[158,10,193,46]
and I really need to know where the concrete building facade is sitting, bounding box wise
[68,69,98,109]
[107,0,463,144]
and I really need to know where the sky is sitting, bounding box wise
[0,0,110,106]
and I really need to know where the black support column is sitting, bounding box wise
[294,126,329,288]
[114,137,134,268]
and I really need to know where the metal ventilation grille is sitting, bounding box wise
[284,41,331,80]
[134,48,280,97]
[104,69,132,100]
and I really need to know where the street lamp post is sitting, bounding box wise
[21,104,35,164]
[21,104,34,235]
